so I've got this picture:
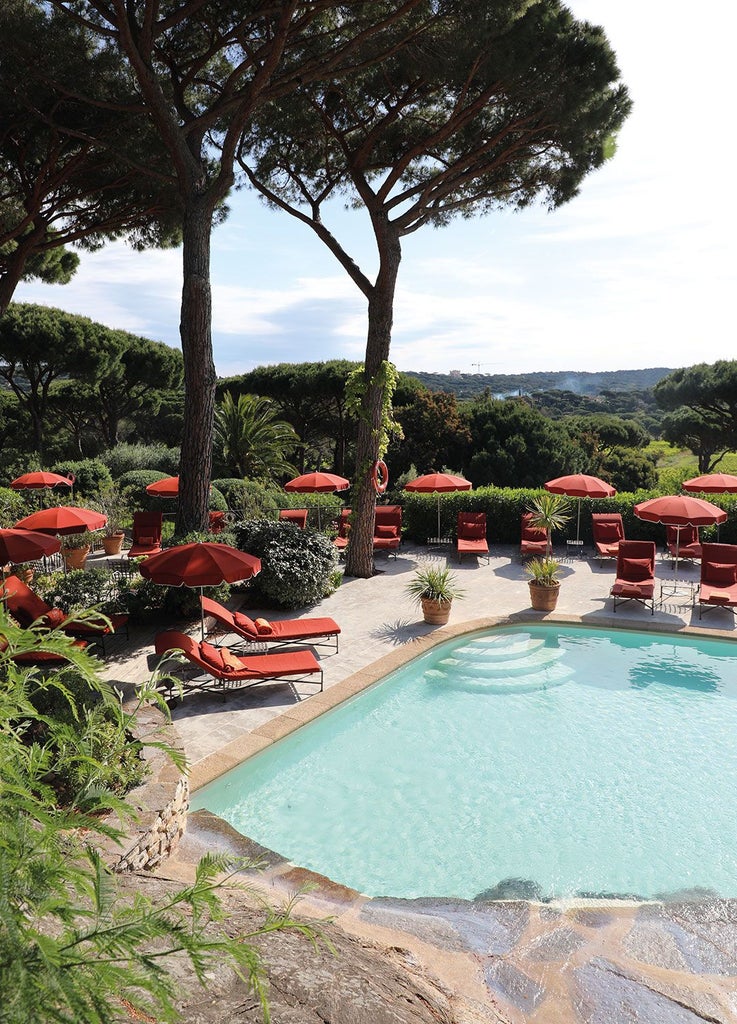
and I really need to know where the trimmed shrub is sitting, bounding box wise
[235,518,338,609]
[213,478,281,518]
[117,470,173,513]
[100,442,180,478]
[54,459,112,498]
[0,486,27,527]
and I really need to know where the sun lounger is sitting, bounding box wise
[665,524,702,567]
[154,629,323,695]
[610,540,656,614]
[592,512,624,565]
[697,542,737,619]
[456,511,489,563]
[0,574,129,653]
[128,511,163,558]
[520,512,548,559]
[200,596,340,652]
[373,505,402,557]
[279,509,308,528]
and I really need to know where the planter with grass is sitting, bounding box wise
[406,563,464,625]
[525,556,562,611]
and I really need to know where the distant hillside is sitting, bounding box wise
[406,367,674,400]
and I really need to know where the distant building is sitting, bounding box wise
[449,369,461,377]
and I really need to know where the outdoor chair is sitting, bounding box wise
[520,513,549,559]
[334,508,352,554]
[610,540,656,615]
[201,596,340,652]
[128,511,163,558]
[0,631,88,667]
[456,511,489,563]
[665,524,702,567]
[696,542,737,619]
[279,509,308,529]
[0,574,129,653]
[154,629,323,696]
[373,505,402,557]
[208,510,227,534]
[592,513,625,566]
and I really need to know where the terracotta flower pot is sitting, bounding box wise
[528,580,560,612]
[62,545,90,571]
[421,596,452,625]
[102,532,125,556]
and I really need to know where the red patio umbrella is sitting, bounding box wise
[545,473,616,543]
[0,530,61,572]
[10,471,74,490]
[284,471,350,529]
[139,542,261,639]
[634,494,727,575]
[14,506,107,537]
[145,476,181,498]
[404,473,472,541]
[682,473,737,493]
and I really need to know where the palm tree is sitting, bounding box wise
[214,392,298,481]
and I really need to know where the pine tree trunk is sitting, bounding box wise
[176,195,216,536]
[344,228,401,579]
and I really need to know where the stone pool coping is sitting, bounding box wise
[188,610,737,792]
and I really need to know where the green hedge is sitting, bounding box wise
[401,486,737,546]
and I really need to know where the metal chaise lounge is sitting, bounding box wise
[592,512,624,566]
[128,510,163,558]
[520,512,548,560]
[610,540,656,615]
[0,574,129,653]
[666,524,702,568]
[200,596,340,653]
[154,628,323,695]
[696,542,737,619]
[456,511,489,563]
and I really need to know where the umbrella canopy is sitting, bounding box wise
[284,472,350,493]
[634,495,727,576]
[682,473,737,494]
[14,506,107,537]
[0,529,61,566]
[404,473,472,540]
[284,472,350,529]
[145,476,181,498]
[544,474,616,543]
[140,542,261,639]
[10,471,73,490]
[634,494,727,528]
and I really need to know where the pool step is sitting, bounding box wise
[452,637,547,662]
[426,660,573,695]
[438,645,565,678]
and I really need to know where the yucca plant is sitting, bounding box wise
[526,493,572,557]
[405,563,465,607]
[524,556,562,588]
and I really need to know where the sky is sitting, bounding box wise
[13,1,737,378]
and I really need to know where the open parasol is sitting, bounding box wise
[10,471,74,491]
[544,474,616,543]
[0,529,61,577]
[139,542,261,639]
[404,473,472,541]
[634,494,727,576]
[284,471,350,528]
[14,506,106,537]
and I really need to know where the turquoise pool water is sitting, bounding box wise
[191,625,737,901]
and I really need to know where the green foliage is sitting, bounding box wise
[524,557,562,587]
[235,518,338,609]
[213,478,282,517]
[117,469,173,512]
[408,368,672,402]
[405,564,464,606]
[55,458,112,497]
[0,486,25,526]
[36,567,123,615]
[89,480,129,535]
[214,392,298,481]
[598,446,658,491]
[100,442,180,478]
[526,493,572,557]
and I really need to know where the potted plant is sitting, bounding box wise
[525,492,572,558]
[60,530,95,570]
[525,556,562,611]
[93,482,129,555]
[406,563,464,625]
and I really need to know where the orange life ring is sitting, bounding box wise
[372,459,389,494]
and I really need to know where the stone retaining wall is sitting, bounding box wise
[97,702,190,873]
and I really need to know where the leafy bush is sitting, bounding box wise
[235,518,338,608]
[54,458,112,497]
[213,477,281,517]
[117,469,175,512]
[0,486,26,526]
[36,567,124,615]
[100,442,180,478]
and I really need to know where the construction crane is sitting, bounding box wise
[471,362,494,372]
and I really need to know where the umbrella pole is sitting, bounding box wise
[199,587,205,642]
[576,498,582,544]
[437,494,441,542]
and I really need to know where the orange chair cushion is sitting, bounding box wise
[254,617,273,635]
[596,523,621,541]
[137,534,157,545]
[461,522,486,538]
[708,563,737,585]
[375,525,398,539]
[200,641,225,671]
[620,557,652,581]
[234,611,257,634]
[43,608,67,628]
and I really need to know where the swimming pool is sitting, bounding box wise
[191,624,737,901]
